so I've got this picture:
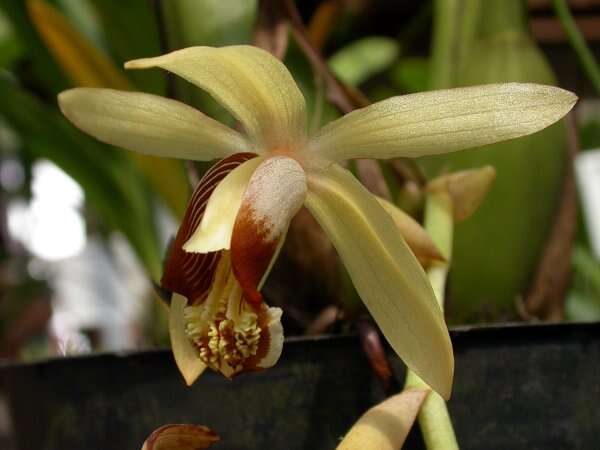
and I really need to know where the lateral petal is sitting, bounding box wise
[162,153,257,303]
[183,157,265,254]
[305,164,454,399]
[231,156,307,303]
[126,46,307,150]
[309,83,576,161]
[58,88,247,160]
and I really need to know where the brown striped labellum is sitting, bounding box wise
[162,153,284,382]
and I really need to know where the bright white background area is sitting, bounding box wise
[5,159,151,354]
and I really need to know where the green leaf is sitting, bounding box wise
[56,0,104,49]
[0,8,22,68]
[329,36,400,87]
[390,57,429,93]
[0,0,68,92]
[90,0,166,95]
[565,292,600,322]
[580,119,600,150]
[161,0,257,119]
[163,0,257,48]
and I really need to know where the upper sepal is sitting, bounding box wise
[125,45,307,151]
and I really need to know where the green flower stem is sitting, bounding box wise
[430,0,460,89]
[430,0,480,89]
[553,0,600,95]
[404,191,459,450]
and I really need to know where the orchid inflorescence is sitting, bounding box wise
[58,45,575,399]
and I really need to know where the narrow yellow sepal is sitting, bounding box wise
[125,46,307,151]
[306,164,454,399]
[311,83,577,161]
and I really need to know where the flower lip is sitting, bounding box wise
[231,156,308,304]
[183,252,283,378]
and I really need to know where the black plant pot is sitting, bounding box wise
[1,322,599,450]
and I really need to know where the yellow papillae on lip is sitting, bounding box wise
[183,252,263,378]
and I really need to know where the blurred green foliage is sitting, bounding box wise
[329,36,400,87]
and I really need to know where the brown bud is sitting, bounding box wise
[427,166,496,222]
[141,424,219,450]
[377,197,445,263]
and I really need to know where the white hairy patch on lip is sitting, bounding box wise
[242,156,307,242]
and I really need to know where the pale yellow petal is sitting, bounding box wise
[337,389,429,450]
[126,46,307,150]
[305,164,453,399]
[183,157,264,253]
[310,83,576,161]
[58,88,247,160]
[169,293,206,386]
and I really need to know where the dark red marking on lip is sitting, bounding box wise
[230,211,278,304]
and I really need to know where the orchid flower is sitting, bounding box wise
[58,45,576,399]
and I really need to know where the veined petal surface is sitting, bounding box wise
[305,164,453,399]
[183,157,264,253]
[58,88,247,160]
[162,153,256,303]
[231,156,307,303]
[126,46,307,150]
[310,83,576,161]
